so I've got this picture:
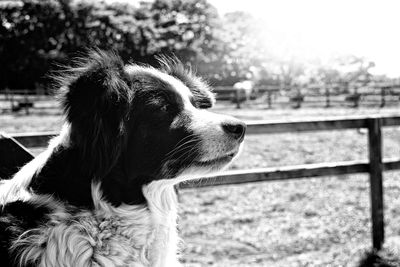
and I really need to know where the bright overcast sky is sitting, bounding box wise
[208,0,400,77]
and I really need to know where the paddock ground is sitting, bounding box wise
[1,105,400,266]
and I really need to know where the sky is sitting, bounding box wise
[208,0,400,77]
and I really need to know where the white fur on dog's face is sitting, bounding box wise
[148,69,245,180]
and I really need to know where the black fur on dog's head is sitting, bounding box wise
[39,50,245,206]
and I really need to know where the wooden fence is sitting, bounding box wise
[4,115,400,251]
[213,86,400,109]
[2,85,400,112]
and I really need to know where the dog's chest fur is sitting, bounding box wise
[13,185,181,267]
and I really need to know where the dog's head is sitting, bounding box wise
[59,50,245,204]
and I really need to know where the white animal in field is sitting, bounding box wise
[233,80,254,102]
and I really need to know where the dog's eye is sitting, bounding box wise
[157,102,172,114]
[192,99,212,109]
[160,105,168,112]
[147,97,171,113]
[197,102,212,109]
[189,95,213,109]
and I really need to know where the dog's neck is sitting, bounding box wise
[92,181,181,266]
[83,181,181,266]
[143,181,181,266]
[88,180,181,266]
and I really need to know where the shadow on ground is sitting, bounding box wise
[358,249,400,267]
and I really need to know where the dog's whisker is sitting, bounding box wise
[164,141,198,160]
[160,145,199,170]
[162,139,201,163]
[168,145,201,164]
[165,136,200,157]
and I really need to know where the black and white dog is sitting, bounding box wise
[0,51,245,266]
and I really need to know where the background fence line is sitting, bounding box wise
[2,85,400,112]
[5,115,400,251]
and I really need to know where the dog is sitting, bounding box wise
[0,50,245,266]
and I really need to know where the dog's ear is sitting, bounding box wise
[58,50,132,178]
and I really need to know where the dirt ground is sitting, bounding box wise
[178,105,400,266]
[1,104,400,266]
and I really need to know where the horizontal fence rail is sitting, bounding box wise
[11,115,400,146]
[12,131,57,148]
[245,115,400,134]
[179,158,400,189]
[5,114,400,251]
[212,86,400,109]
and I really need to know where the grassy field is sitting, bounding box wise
[1,104,400,266]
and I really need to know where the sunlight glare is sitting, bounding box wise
[209,0,400,77]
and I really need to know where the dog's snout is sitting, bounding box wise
[222,121,246,142]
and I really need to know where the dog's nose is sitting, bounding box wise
[222,121,246,142]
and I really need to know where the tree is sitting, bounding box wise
[146,0,221,73]
[0,0,143,89]
[0,0,224,89]
[209,11,269,85]
[0,0,67,89]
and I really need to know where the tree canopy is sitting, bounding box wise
[0,0,222,89]
[0,0,382,91]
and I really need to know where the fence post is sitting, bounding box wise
[367,118,384,250]
[24,89,30,115]
[325,86,331,108]
[380,87,385,108]
[235,89,241,109]
[267,91,272,109]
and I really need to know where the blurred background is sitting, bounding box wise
[1,0,400,266]
[1,0,400,94]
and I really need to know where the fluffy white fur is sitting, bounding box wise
[10,181,182,267]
